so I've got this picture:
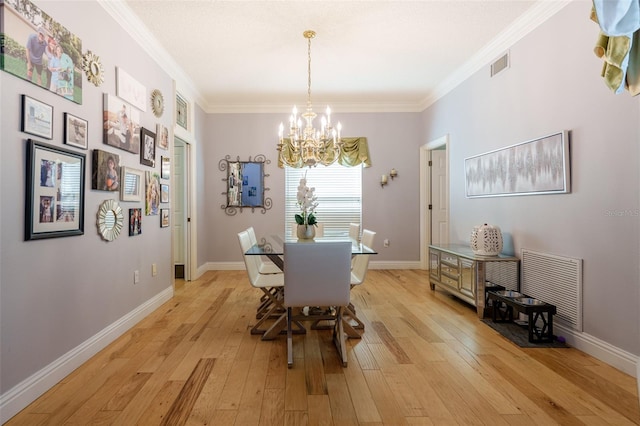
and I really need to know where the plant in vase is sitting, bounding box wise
[295,176,318,239]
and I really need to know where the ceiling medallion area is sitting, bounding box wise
[82,51,105,87]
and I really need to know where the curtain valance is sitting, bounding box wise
[278,137,372,168]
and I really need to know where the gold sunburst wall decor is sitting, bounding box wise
[82,51,105,87]
[151,89,164,117]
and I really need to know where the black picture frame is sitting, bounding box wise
[140,127,156,167]
[26,139,85,240]
[21,95,53,139]
[63,113,88,149]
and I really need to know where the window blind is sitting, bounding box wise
[285,163,362,238]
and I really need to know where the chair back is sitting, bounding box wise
[349,223,360,241]
[237,230,260,285]
[352,229,376,284]
[284,241,351,308]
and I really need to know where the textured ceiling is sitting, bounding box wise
[114,1,568,113]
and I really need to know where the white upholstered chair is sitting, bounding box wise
[283,241,352,368]
[349,223,360,241]
[246,227,282,274]
[345,229,376,331]
[238,230,285,335]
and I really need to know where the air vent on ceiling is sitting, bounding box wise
[490,51,510,77]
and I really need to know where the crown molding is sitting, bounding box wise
[99,0,570,114]
[420,1,571,111]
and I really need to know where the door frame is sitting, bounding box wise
[419,134,450,269]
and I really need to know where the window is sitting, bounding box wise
[285,164,362,238]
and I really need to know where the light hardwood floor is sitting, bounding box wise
[6,270,639,425]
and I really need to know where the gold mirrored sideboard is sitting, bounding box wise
[429,244,520,318]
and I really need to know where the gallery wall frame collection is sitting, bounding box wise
[4,0,176,236]
[464,130,571,198]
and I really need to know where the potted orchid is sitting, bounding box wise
[295,176,319,239]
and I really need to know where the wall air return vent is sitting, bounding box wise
[490,51,510,77]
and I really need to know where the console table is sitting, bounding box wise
[429,244,520,318]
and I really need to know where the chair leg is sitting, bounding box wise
[333,306,348,367]
[287,307,293,368]
[342,303,365,330]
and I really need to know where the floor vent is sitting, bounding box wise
[491,51,510,77]
[521,249,583,331]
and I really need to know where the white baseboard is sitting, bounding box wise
[0,286,174,424]
[555,323,638,377]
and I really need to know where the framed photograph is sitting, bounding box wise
[103,93,141,154]
[25,139,85,240]
[161,156,170,179]
[465,130,570,198]
[129,208,142,236]
[1,0,83,103]
[145,171,160,216]
[120,167,144,202]
[21,95,53,139]
[140,127,156,167]
[64,113,88,149]
[176,94,188,130]
[161,184,169,203]
[92,149,120,191]
[160,209,170,228]
[156,123,169,150]
[116,67,146,111]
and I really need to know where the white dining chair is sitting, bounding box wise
[345,229,376,331]
[246,227,282,274]
[237,230,286,335]
[349,223,360,241]
[283,241,352,368]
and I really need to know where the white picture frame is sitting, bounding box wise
[116,67,146,111]
[120,166,144,202]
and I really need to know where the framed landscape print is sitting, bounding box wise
[465,130,570,198]
[103,93,140,154]
[64,113,88,149]
[21,95,53,139]
[25,139,85,240]
[140,127,156,167]
[1,0,83,103]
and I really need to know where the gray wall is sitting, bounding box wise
[1,1,174,394]
[203,112,423,264]
[420,2,639,355]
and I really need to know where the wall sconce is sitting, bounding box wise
[380,174,388,188]
[390,168,398,180]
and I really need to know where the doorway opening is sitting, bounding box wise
[419,135,450,269]
[173,136,192,281]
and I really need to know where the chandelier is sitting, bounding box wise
[278,30,342,168]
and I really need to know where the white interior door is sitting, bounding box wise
[173,137,190,280]
[430,148,449,245]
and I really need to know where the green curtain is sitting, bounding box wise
[278,137,371,168]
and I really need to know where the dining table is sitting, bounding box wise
[244,234,377,340]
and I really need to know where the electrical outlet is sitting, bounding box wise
[152,263,157,276]
[134,270,140,284]
[384,239,390,247]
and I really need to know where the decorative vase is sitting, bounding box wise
[296,224,316,240]
[470,223,503,256]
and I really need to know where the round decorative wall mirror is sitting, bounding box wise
[97,199,124,241]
